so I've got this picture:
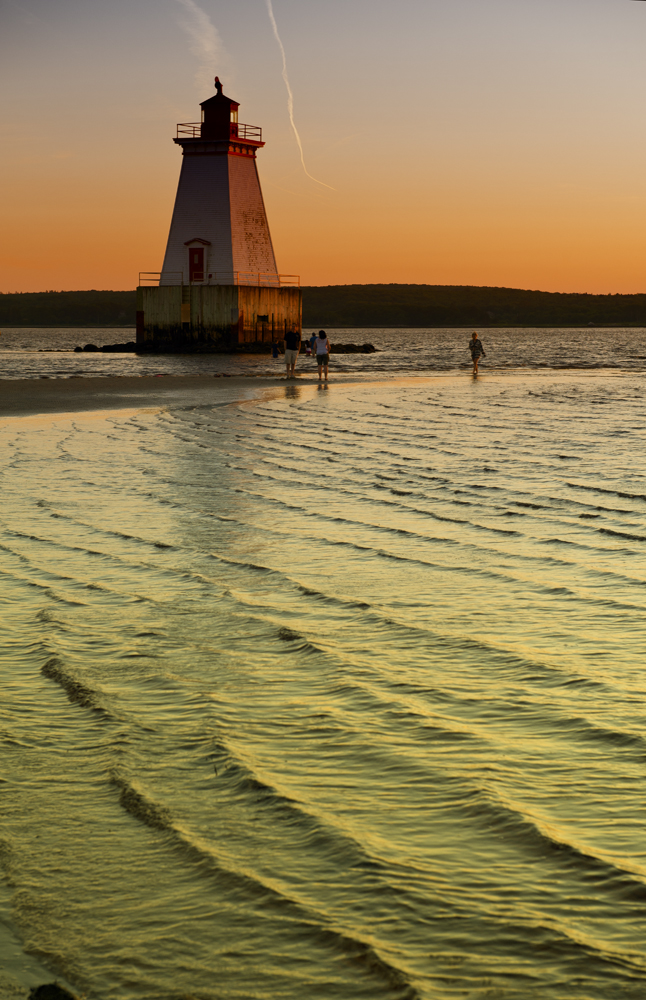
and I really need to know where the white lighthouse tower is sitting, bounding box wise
[137,78,300,350]
[161,77,278,285]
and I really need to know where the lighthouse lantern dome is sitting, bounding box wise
[200,76,240,140]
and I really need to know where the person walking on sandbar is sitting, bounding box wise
[315,331,331,381]
[469,332,486,374]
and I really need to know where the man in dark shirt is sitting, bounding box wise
[283,330,301,378]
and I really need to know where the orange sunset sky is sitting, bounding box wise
[2,0,646,294]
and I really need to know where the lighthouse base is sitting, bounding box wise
[136,284,301,352]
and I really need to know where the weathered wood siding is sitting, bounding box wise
[137,285,301,348]
[190,284,239,341]
[237,286,301,343]
[137,286,183,342]
[229,157,277,275]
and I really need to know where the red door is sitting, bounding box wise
[189,247,204,282]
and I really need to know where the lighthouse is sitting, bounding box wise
[136,78,301,350]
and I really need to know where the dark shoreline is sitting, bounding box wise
[4,323,646,330]
[3,284,646,328]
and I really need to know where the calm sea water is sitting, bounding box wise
[1,326,646,377]
[2,334,646,999]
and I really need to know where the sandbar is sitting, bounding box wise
[0,369,630,420]
[0,374,308,418]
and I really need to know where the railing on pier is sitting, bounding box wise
[176,122,263,142]
[139,272,183,287]
[139,272,300,288]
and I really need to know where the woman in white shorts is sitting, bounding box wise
[314,331,331,381]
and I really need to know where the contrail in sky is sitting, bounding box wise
[175,0,226,93]
[264,0,335,191]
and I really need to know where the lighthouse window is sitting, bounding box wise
[230,109,238,123]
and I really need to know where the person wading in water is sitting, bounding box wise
[282,328,301,379]
[314,331,331,382]
[469,332,486,375]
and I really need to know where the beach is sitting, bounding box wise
[7,0,646,987]
[2,362,646,999]
[0,373,294,418]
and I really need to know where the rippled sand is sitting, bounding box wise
[2,372,646,999]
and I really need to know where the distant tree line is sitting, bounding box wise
[0,290,136,327]
[302,285,646,328]
[2,285,646,328]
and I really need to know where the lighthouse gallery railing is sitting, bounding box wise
[139,272,300,288]
[176,122,262,142]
